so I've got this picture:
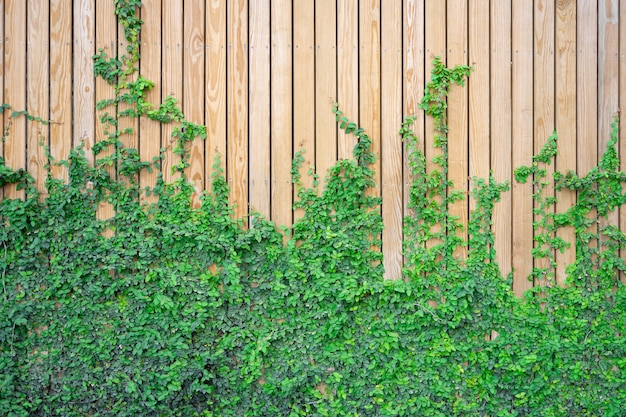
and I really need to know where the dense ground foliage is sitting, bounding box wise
[1,2,625,415]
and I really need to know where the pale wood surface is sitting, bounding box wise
[512,0,535,296]
[555,0,577,286]
[490,0,512,277]
[248,0,271,220]
[381,0,403,279]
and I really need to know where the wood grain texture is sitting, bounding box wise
[4,0,27,199]
[359,0,382,194]
[161,0,183,184]
[205,0,227,192]
[337,0,359,159]
[403,0,425,220]
[139,0,162,203]
[95,0,117,221]
[49,0,72,182]
[555,0,577,286]
[576,0,598,282]
[271,0,293,229]
[248,0,270,220]
[74,0,95,164]
[534,0,555,288]
[598,0,620,255]
[447,0,469,259]
[27,0,50,192]
[315,0,337,180]
[511,0,534,295]
[293,0,315,213]
[618,0,626,284]
[381,0,403,279]
[183,0,206,207]
[469,0,490,209]
[424,0,446,255]
[490,0,512,277]
[227,0,249,220]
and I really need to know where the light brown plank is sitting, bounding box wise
[161,0,183,184]
[74,0,96,164]
[118,1,138,166]
[139,0,162,203]
[315,0,337,180]
[424,0,446,257]
[359,0,382,193]
[49,0,72,183]
[0,0,4,182]
[446,0,469,259]
[248,0,270,220]
[205,0,226,192]
[293,0,316,212]
[227,0,249,220]
[381,0,403,279]
[598,0,620,260]
[95,0,117,222]
[534,0,556,288]
[183,0,206,207]
[468,0,490,209]
[619,0,626,284]
[511,0,534,295]
[4,0,27,199]
[576,0,598,281]
[555,0,577,286]
[271,0,293,230]
[403,0,425,221]
[490,1,512,277]
[337,0,359,159]
[27,0,50,192]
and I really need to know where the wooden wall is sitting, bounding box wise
[2,0,625,294]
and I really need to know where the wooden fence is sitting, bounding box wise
[1,0,625,294]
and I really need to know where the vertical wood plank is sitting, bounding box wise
[205,0,227,192]
[511,0,534,295]
[447,0,469,258]
[555,0,577,286]
[49,0,72,182]
[139,0,162,203]
[293,0,316,210]
[248,0,270,220]
[27,0,50,192]
[337,0,359,159]
[228,0,249,220]
[95,0,117,222]
[315,0,337,180]
[577,0,598,282]
[618,0,626,284]
[161,0,183,184]
[359,0,382,193]
[4,0,27,199]
[271,0,293,229]
[0,0,4,185]
[403,0,425,220]
[74,0,96,163]
[598,0,620,255]
[534,0,555,287]
[424,0,446,257]
[381,0,403,279]
[490,0,512,277]
[183,0,206,206]
[468,0,490,208]
[118,2,138,163]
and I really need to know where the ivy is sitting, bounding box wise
[1,2,625,416]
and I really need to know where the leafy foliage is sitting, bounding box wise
[1,2,626,416]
